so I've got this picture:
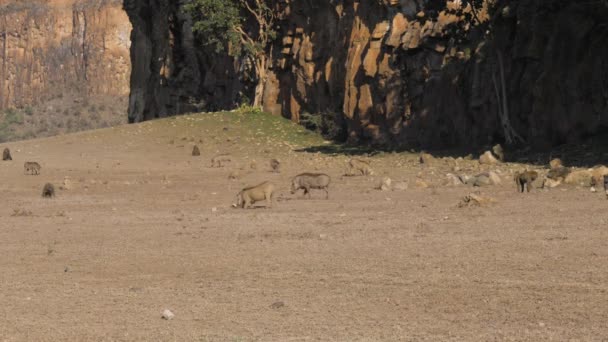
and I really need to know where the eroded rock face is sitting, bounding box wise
[268,1,608,148]
[14,0,605,150]
[0,0,131,109]
[123,0,244,123]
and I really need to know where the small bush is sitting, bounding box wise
[300,110,346,141]
[90,111,101,123]
[5,108,23,125]
[24,106,34,116]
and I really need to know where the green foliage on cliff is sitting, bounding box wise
[185,0,242,54]
[186,0,276,106]
[185,0,275,57]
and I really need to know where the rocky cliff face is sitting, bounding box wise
[124,0,243,123]
[0,0,131,110]
[1,0,607,148]
[89,0,608,149]
[267,0,608,148]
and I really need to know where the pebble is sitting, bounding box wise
[162,309,175,320]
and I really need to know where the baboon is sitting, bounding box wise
[547,166,570,181]
[211,153,231,167]
[235,182,275,209]
[270,159,280,172]
[41,183,55,198]
[492,144,505,162]
[514,170,538,193]
[291,173,331,199]
[24,161,41,175]
[604,175,608,199]
[346,158,374,176]
[549,158,563,169]
[192,145,200,156]
[2,147,11,161]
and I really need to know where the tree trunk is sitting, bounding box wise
[253,55,266,108]
[493,50,524,145]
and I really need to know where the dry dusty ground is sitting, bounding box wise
[1,112,607,341]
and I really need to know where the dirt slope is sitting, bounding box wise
[1,112,607,341]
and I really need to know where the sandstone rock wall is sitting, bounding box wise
[0,0,131,110]
[124,0,243,123]
[268,0,608,148]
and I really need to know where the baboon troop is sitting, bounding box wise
[41,183,55,198]
[235,181,275,209]
[270,159,280,172]
[211,153,231,167]
[514,170,538,193]
[3,147,12,161]
[192,145,201,156]
[291,173,331,199]
[24,161,41,175]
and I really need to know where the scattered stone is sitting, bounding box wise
[590,186,597,193]
[542,178,562,188]
[211,207,217,213]
[419,152,435,164]
[458,193,496,208]
[565,170,593,187]
[60,176,72,190]
[393,181,409,191]
[488,171,502,185]
[445,173,463,186]
[250,160,257,170]
[415,179,429,188]
[479,151,500,165]
[377,177,392,191]
[161,309,175,320]
[11,208,33,217]
[228,170,240,180]
[270,301,285,309]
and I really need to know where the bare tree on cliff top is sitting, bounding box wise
[186,0,276,108]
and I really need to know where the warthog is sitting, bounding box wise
[42,183,55,198]
[211,153,231,167]
[24,161,41,175]
[235,181,275,209]
[2,148,12,161]
[346,158,373,176]
[291,173,331,199]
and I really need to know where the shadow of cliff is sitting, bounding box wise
[296,129,608,168]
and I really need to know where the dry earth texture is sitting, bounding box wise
[1,109,607,341]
